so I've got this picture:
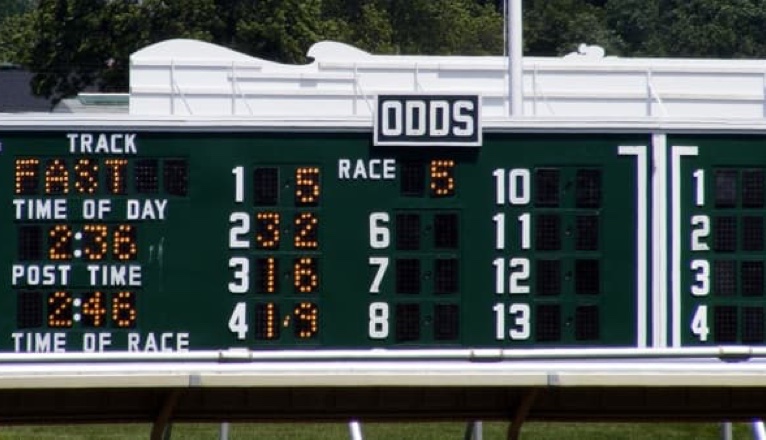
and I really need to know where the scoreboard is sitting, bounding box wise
[675,135,766,347]
[6,115,766,354]
[0,122,652,353]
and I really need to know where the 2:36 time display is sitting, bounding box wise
[18,224,138,262]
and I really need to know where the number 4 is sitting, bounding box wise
[228,302,248,340]
[691,305,709,342]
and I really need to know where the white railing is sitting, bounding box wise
[129,39,766,120]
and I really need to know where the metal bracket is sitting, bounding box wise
[506,388,540,440]
[150,389,181,440]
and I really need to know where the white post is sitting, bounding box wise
[349,420,363,440]
[219,422,229,440]
[752,420,766,440]
[508,0,523,117]
[720,422,732,440]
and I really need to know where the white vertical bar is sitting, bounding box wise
[652,133,668,347]
[619,146,648,348]
[645,69,652,117]
[170,60,176,116]
[720,422,732,440]
[349,420,363,440]
[508,0,523,117]
[465,421,483,440]
[671,145,699,347]
[231,62,236,115]
[353,65,358,116]
[752,420,766,440]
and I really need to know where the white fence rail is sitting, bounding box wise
[130,39,766,119]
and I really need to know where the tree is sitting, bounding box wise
[320,0,396,54]
[655,0,766,58]
[524,0,623,56]
[236,0,329,63]
[0,10,33,63]
[0,0,32,21]
[387,0,503,55]
[15,0,766,106]
[603,0,660,55]
[21,0,222,105]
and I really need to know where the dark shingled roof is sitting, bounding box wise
[0,67,50,112]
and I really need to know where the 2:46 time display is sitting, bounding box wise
[17,290,137,329]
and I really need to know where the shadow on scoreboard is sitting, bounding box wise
[1,387,765,423]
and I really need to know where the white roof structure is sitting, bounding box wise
[130,38,766,120]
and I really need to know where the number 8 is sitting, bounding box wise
[368,302,389,339]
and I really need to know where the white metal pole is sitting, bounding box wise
[503,0,507,57]
[752,420,766,440]
[508,0,523,117]
[349,420,363,440]
[721,422,732,440]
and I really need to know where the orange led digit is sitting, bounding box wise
[264,302,278,339]
[255,212,280,249]
[293,302,319,338]
[265,303,277,338]
[265,258,277,293]
[293,257,319,293]
[82,291,106,328]
[112,291,137,328]
[254,302,280,340]
[83,224,108,261]
[294,212,318,249]
[295,167,320,205]
[113,224,138,261]
[430,159,456,197]
[48,225,73,260]
[47,291,73,328]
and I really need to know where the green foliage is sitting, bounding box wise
[524,0,623,55]
[24,0,139,103]
[0,0,32,21]
[0,10,33,63]
[0,422,753,439]
[387,0,503,55]
[10,0,766,105]
[604,0,660,55]
[655,0,766,58]
[236,0,328,63]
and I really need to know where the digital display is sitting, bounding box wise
[0,130,644,353]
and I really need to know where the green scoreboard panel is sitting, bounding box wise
[674,135,766,346]
[0,130,645,353]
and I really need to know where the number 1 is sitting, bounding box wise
[233,166,244,203]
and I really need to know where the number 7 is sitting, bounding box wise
[369,257,389,293]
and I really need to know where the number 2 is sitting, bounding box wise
[229,212,250,249]
[690,215,710,251]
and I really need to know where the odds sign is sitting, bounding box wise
[374,95,481,146]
